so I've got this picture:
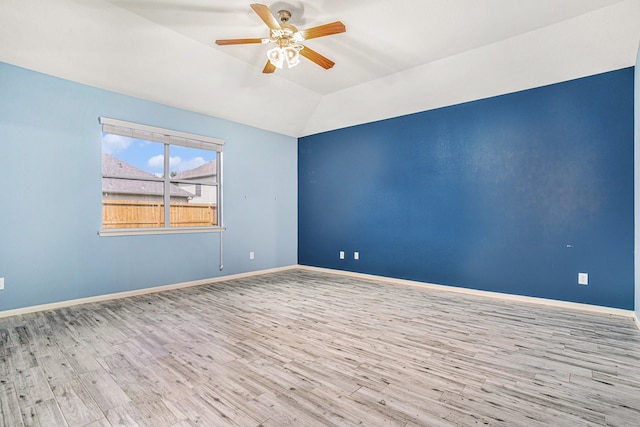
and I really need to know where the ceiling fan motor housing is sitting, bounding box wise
[277,10,292,22]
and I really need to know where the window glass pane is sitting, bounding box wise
[169,145,218,228]
[170,184,217,227]
[170,145,217,184]
[102,179,165,228]
[102,133,165,176]
[102,134,166,228]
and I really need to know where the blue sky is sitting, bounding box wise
[102,133,216,175]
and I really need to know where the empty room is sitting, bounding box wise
[1,0,640,425]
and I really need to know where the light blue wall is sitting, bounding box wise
[0,62,298,312]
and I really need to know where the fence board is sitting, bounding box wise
[102,200,216,228]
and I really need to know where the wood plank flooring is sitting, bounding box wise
[1,269,639,426]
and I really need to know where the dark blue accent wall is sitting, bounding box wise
[635,48,640,319]
[299,68,634,310]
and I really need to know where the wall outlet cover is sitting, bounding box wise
[578,273,588,285]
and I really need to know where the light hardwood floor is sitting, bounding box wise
[1,269,639,426]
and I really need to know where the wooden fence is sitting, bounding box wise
[102,200,217,228]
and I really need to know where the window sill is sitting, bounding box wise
[98,226,226,237]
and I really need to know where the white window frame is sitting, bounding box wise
[98,117,225,237]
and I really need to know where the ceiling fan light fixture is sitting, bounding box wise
[284,46,300,67]
[215,4,346,74]
[267,46,300,69]
[267,46,285,69]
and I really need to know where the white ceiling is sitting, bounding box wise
[1,0,639,137]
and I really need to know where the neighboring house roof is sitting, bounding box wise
[173,160,216,181]
[102,152,154,178]
[102,153,193,198]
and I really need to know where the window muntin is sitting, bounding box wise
[99,118,223,233]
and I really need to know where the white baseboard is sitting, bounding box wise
[298,265,636,320]
[2,264,637,328]
[0,265,298,319]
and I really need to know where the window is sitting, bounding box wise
[99,117,224,236]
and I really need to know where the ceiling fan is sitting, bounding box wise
[215,3,346,73]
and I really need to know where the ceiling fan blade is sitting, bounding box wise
[299,46,335,69]
[250,3,281,31]
[215,38,264,45]
[263,60,276,74]
[299,21,346,40]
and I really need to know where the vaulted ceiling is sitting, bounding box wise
[1,0,639,137]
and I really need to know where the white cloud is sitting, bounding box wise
[101,134,132,155]
[147,155,207,172]
[147,154,166,170]
[176,156,207,172]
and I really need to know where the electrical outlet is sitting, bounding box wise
[249,251,255,260]
[578,273,588,285]
[354,251,359,260]
[339,251,345,259]
[0,277,4,290]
